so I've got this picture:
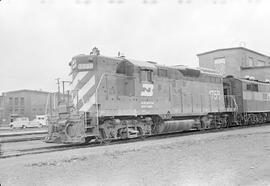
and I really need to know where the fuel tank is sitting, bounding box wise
[158,119,198,133]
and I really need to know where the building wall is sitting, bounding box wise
[0,90,71,125]
[0,96,4,124]
[30,92,48,119]
[2,90,50,123]
[241,50,270,67]
[241,67,270,82]
[198,49,243,77]
[198,48,270,81]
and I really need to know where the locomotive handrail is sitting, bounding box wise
[224,95,238,112]
[95,73,107,130]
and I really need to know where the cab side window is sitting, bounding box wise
[140,69,153,82]
[247,83,258,91]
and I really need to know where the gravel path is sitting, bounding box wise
[1,125,270,186]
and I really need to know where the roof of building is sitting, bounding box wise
[241,65,270,70]
[171,65,221,77]
[236,78,270,85]
[197,47,270,58]
[4,89,50,95]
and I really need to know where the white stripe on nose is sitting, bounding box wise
[77,75,96,100]
[70,71,88,90]
[79,93,96,112]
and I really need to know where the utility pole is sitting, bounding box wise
[62,81,65,102]
[61,80,71,104]
[56,78,61,105]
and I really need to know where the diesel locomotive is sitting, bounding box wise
[45,48,270,144]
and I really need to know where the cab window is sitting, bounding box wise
[247,83,258,91]
[141,69,153,82]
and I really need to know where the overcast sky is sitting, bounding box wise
[1,0,270,93]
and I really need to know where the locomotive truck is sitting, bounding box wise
[45,48,270,144]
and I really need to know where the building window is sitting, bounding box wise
[20,97,25,106]
[20,109,24,114]
[15,97,18,106]
[39,108,43,113]
[255,60,265,67]
[247,57,254,67]
[9,97,13,106]
[214,57,226,75]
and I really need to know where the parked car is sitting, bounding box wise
[9,117,42,129]
[35,115,48,127]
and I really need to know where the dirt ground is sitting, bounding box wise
[1,125,270,186]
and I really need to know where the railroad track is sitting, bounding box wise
[0,131,47,143]
[0,131,47,138]
[0,123,269,159]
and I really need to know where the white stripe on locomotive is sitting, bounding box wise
[70,71,88,90]
[79,93,96,112]
[71,72,96,108]
[77,75,96,101]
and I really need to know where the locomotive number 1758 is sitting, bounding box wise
[209,90,221,100]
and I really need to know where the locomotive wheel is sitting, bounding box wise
[243,114,250,125]
[220,116,228,128]
[216,115,226,128]
[203,115,212,129]
[257,114,264,124]
[151,116,163,134]
[137,127,144,136]
[248,114,258,125]
[213,118,221,129]
[248,117,254,125]
[117,128,128,139]
[253,114,259,125]
[263,114,267,123]
[99,129,112,144]
[99,128,107,139]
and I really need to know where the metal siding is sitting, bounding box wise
[227,77,270,113]
[87,56,226,117]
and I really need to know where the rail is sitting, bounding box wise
[2,122,270,159]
